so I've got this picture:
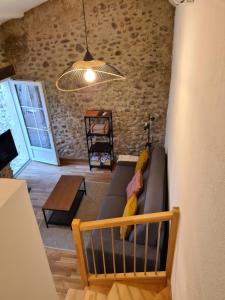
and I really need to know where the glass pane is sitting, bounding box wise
[10,140,29,174]
[27,128,41,147]
[34,109,47,129]
[0,82,29,175]
[22,108,36,128]
[39,130,51,149]
[28,85,42,108]
[15,84,31,107]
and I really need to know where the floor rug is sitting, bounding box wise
[38,181,109,251]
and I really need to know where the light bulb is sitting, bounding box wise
[84,69,96,82]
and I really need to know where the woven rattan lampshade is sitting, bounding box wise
[56,1,125,92]
[56,50,125,92]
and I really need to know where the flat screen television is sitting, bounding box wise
[0,129,18,170]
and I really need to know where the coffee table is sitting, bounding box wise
[42,175,86,228]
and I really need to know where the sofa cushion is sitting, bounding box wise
[129,146,166,247]
[106,164,135,197]
[120,194,138,239]
[97,195,127,240]
[137,162,151,214]
[97,195,127,220]
[144,146,166,214]
[135,149,149,173]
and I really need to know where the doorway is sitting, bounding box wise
[0,79,59,176]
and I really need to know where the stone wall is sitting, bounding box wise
[0,35,8,68]
[0,86,10,134]
[0,165,13,178]
[0,0,174,159]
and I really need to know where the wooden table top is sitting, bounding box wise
[42,175,84,211]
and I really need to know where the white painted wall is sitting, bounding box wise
[0,0,47,24]
[0,179,58,300]
[166,0,225,299]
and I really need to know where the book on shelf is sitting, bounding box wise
[90,123,109,135]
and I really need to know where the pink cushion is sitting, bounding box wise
[126,170,143,199]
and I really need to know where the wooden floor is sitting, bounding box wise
[17,159,112,221]
[17,160,112,300]
[46,248,82,300]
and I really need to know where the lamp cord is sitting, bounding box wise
[82,0,89,50]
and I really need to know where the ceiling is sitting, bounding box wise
[0,0,47,25]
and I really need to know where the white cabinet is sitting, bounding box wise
[0,179,58,300]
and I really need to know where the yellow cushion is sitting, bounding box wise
[135,149,149,173]
[120,194,138,239]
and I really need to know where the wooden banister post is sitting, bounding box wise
[72,219,89,286]
[166,207,180,280]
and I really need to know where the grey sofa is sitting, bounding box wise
[85,146,168,274]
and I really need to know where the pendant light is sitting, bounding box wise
[56,0,125,92]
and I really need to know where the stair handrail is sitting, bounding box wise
[72,207,180,286]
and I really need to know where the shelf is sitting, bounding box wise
[85,110,114,171]
[89,142,112,153]
[87,131,110,137]
[85,110,112,118]
[90,164,112,170]
[90,162,111,166]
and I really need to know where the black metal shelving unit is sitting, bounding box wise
[84,110,114,171]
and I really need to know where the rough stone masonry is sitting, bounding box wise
[0,0,174,159]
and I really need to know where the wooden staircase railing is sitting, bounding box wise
[72,207,179,287]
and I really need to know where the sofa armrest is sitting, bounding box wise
[117,161,137,167]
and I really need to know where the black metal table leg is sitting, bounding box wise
[42,209,49,228]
